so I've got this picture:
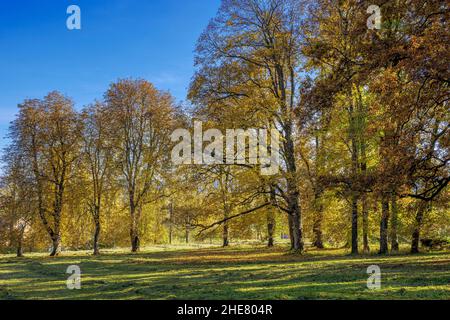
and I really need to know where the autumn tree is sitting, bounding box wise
[105,79,176,252]
[80,102,114,255]
[9,92,81,256]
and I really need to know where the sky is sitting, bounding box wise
[0,0,221,159]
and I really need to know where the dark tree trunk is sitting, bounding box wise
[362,194,370,253]
[93,220,101,255]
[312,189,324,249]
[411,202,427,254]
[16,244,23,257]
[286,176,303,253]
[129,203,140,252]
[360,131,370,254]
[390,195,399,252]
[267,213,275,247]
[168,201,173,245]
[223,222,229,247]
[131,234,140,252]
[312,211,324,249]
[287,214,294,249]
[185,228,189,244]
[50,233,61,257]
[379,194,389,254]
[351,194,359,254]
[285,120,303,253]
[290,206,303,253]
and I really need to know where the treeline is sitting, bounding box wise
[1,0,449,257]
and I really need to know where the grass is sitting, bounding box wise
[0,245,449,300]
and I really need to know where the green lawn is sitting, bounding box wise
[0,245,449,300]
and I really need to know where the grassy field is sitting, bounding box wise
[0,245,449,300]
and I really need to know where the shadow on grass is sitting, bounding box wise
[0,246,449,300]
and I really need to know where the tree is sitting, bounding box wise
[190,0,306,252]
[105,79,175,252]
[10,92,81,256]
[80,102,113,255]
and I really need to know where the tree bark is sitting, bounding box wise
[130,204,140,252]
[168,201,173,245]
[379,194,389,254]
[16,227,25,258]
[93,219,101,255]
[411,201,428,254]
[390,194,399,252]
[349,92,359,255]
[267,212,275,247]
[351,194,359,254]
[362,194,370,253]
[287,214,294,249]
[50,232,61,256]
[312,197,324,249]
[223,222,229,247]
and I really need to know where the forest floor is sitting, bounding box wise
[0,245,449,300]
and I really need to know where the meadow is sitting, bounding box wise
[0,245,448,300]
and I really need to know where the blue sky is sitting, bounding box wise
[0,0,221,158]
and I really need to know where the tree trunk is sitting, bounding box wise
[286,170,303,253]
[168,201,173,245]
[16,243,23,257]
[50,233,61,256]
[411,202,427,254]
[362,194,370,253]
[351,194,359,254]
[267,212,275,247]
[287,214,294,249]
[379,194,389,254]
[16,227,25,258]
[185,227,190,244]
[312,189,324,249]
[312,209,324,249]
[285,119,303,253]
[131,234,140,252]
[390,194,399,252]
[93,220,101,255]
[360,126,370,254]
[290,202,303,253]
[129,202,141,252]
[222,222,229,247]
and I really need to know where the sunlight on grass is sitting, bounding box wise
[0,245,448,300]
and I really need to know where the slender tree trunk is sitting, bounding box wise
[379,194,389,254]
[362,194,370,253]
[313,187,324,249]
[130,204,140,252]
[93,219,101,255]
[390,194,399,252]
[349,92,360,255]
[223,222,229,247]
[8,221,14,248]
[411,202,427,254]
[267,186,277,248]
[168,201,173,245]
[185,227,190,244]
[360,126,370,253]
[16,227,25,258]
[285,119,304,253]
[267,212,275,247]
[351,194,359,254]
